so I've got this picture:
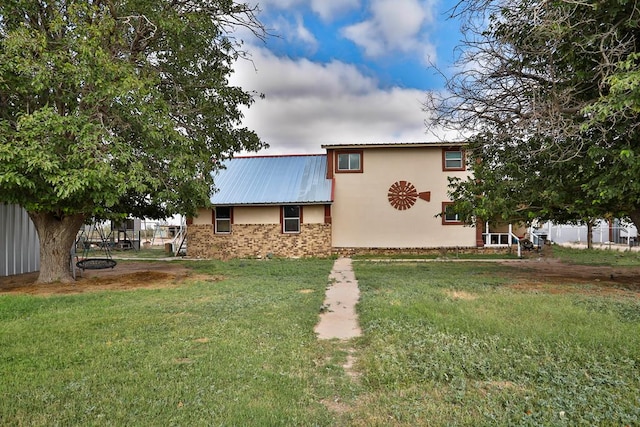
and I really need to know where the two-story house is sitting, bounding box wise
[187,142,483,259]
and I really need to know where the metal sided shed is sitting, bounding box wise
[0,203,40,276]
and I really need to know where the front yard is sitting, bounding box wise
[1,249,639,425]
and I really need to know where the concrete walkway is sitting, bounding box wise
[315,257,362,340]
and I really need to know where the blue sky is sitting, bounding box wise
[233,0,463,155]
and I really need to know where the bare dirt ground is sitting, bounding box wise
[0,261,196,296]
[1,257,640,298]
[500,258,640,298]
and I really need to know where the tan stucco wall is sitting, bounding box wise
[192,208,212,225]
[234,206,279,224]
[301,205,325,224]
[195,205,326,226]
[330,146,476,248]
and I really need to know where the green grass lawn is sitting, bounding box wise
[1,252,639,426]
[552,244,640,266]
[0,259,351,426]
[109,246,175,259]
[351,260,640,426]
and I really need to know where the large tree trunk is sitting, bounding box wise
[586,221,593,249]
[28,212,86,284]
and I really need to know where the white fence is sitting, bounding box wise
[538,220,638,246]
[0,204,40,276]
[482,219,638,256]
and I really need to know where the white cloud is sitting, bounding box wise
[341,21,382,56]
[248,0,360,49]
[252,0,300,9]
[268,14,318,53]
[294,15,317,47]
[244,0,440,68]
[237,50,377,98]
[341,0,437,64]
[311,0,361,22]
[231,47,451,155]
[251,0,360,22]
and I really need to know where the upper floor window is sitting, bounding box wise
[214,206,232,234]
[336,150,363,173]
[283,205,301,233]
[442,148,465,171]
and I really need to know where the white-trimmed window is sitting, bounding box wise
[442,148,465,171]
[214,206,232,234]
[282,205,301,233]
[336,151,363,173]
[442,202,463,225]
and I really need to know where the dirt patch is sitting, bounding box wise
[446,290,478,300]
[343,349,360,380]
[499,258,640,298]
[321,397,352,415]
[3,257,640,299]
[0,261,215,296]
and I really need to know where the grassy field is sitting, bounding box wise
[109,246,175,259]
[1,251,640,425]
[0,259,350,425]
[351,260,640,425]
[552,244,640,266]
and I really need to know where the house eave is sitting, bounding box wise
[321,142,466,150]
[210,201,333,207]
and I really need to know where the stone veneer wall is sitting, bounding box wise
[188,224,515,260]
[332,246,513,257]
[187,223,332,259]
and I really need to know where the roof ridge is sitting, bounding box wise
[232,153,326,159]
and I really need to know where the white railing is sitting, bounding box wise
[529,231,545,248]
[171,219,187,256]
[483,223,522,257]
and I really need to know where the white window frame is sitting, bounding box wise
[336,151,363,172]
[214,207,232,234]
[442,202,463,225]
[283,205,301,234]
[443,148,465,171]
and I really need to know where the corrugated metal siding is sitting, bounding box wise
[211,155,333,205]
[0,204,40,276]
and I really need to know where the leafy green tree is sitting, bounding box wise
[427,0,640,238]
[0,1,266,283]
[449,132,614,248]
[583,50,640,228]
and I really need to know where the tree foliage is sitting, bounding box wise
[0,0,266,282]
[427,0,640,232]
[0,0,266,218]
